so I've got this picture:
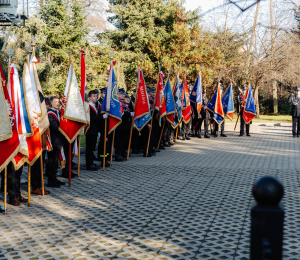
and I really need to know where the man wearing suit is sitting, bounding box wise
[198,90,210,138]
[289,87,300,137]
[237,86,250,136]
[47,96,65,187]
[86,90,102,170]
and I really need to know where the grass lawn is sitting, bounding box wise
[231,114,292,123]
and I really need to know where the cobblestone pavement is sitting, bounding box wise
[1,123,300,260]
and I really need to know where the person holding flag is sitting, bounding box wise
[214,85,227,137]
[207,81,225,138]
[181,74,192,140]
[100,52,122,169]
[190,71,202,138]
[237,84,256,136]
[199,90,210,138]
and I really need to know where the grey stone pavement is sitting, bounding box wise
[1,123,300,260]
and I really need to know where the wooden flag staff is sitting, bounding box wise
[127,53,144,161]
[4,166,7,214]
[157,67,171,149]
[146,61,162,155]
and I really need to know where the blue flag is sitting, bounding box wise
[164,78,176,125]
[174,76,182,127]
[207,83,224,125]
[190,73,202,115]
[243,84,256,124]
[222,84,234,121]
[101,63,122,134]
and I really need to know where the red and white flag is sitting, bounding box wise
[59,62,88,143]
[22,63,42,165]
[154,70,167,125]
[0,64,20,172]
[80,49,90,134]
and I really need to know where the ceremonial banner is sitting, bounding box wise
[243,84,256,124]
[101,61,122,134]
[154,71,166,125]
[9,64,31,169]
[181,76,191,124]
[179,79,187,109]
[30,55,49,134]
[0,64,20,172]
[173,75,182,128]
[22,63,42,165]
[59,63,87,143]
[164,78,176,125]
[190,73,202,115]
[222,83,234,121]
[133,69,151,132]
[207,83,224,125]
[80,49,90,134]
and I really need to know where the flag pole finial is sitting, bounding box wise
[68,50,72,66]
[7,49,14,64]
[31,36,36,56]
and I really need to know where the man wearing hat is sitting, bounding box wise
[131,89,136,103]
[214,86,227,138]
[198,90,210,138]
[289,87,300,137]
[237,86,250,136]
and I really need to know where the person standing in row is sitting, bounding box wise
[289,87,300,137]
[237,86,250,137]
[198,90,210,138]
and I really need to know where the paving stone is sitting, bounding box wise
[0,124,300,259]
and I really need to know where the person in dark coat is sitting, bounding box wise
[214,86,227,137]
[46,96,64,187]
[97,88,106,107]
[86,90,102,170]
[198,90,210,138]
[237,86,250,136]
[289,87,300,137]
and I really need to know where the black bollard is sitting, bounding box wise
[250,176,284,260]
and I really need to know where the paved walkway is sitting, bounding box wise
[1,123,300,260]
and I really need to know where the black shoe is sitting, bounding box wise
[247,134,251,137]
[92,163,99,169]
[185,136,191,140]
[71,162,78,170]
[155,148,161,152]
[169,141,174,145]
[101,161,111,167]
[191,133,196,137]
[204,135,210,138]
[132,149,141,154]
[47,182,61,188]
[221,133,227,137]
[239,134,244,136]
[198,134,202,138]
[143,153,152,157]
[87,164,98,171]
[61,172,77,178]
[214,134,218,137]
[55,179,65,185]
[159,145,166,150]
[151,151,156,156]
[115,156,124,162]
[164,143,171,147]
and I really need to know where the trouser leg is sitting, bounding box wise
[86,134,97,167]
[46,148,60,183]
[31,158,42,190]
[246,123,250,135]
[240,114,245,135]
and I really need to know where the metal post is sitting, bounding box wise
[250,176,284,260]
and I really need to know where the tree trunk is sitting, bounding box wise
[270,0,278,114]
[254,85,260,118]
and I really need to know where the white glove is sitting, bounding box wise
[130,112,135,117]
[103,114,108,119]
[97,132,101,138]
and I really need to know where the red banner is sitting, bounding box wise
[182,76,191,123]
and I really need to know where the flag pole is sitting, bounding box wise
[28,165,31,207]
[157,120,165,149]
[146,61,162,155]
[40,156,44,196]
[175,127,178,143]
[103,118,107,170]
[127,54,144,161]
[77,135,80,177]
[4,166,7,214]
[68,50,72,187]
[110,130,115,165]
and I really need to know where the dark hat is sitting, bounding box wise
[100,88,107,93]
[132,89,137,93]
[125,93,130,98]
[295,87,300,91]
[119,88,126,94]
[94,89,99,95]
[146,89,150,94]
[242,86,247,91]
[202,90,206,94]
[150,87,156,93]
